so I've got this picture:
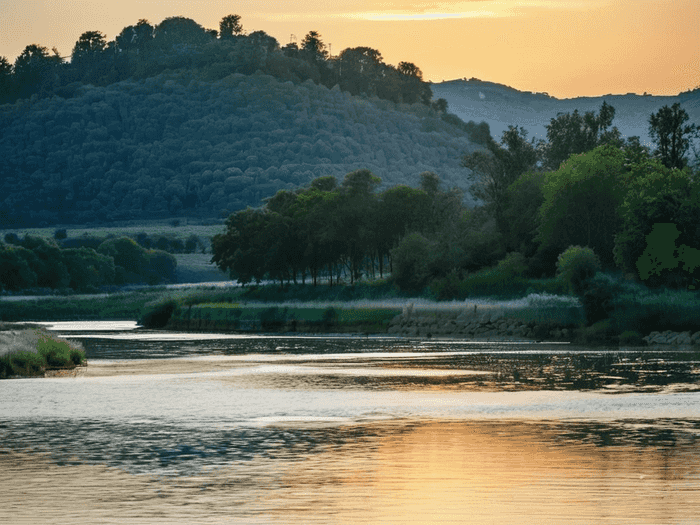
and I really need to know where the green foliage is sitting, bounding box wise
[97,237,175,285]
[462,126,538,233]
[390,233,433,292]
[543,101,621,170]
[649,103,697,170]
[579,272,624,326]
[556,246,601,296]
[618,330,644,346]
[614,162,700,289]
[538,144,626,269]
[139,299,178,328]
[0,329,85,378]
[502,171,545,256]
[606,281,700,334]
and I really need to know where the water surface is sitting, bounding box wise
[2,323,700,524]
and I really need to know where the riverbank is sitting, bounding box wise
[0,324,87,379]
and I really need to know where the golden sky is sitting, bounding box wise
[1,0,698,98]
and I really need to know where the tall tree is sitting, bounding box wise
[649,103,697,170]
[300,31,328,62]
[219,14,244,39]
[538,144,627,269]
[0,56,12,102]
[13,44,62,96]
[462,126,538,234]
[71,31,107,64]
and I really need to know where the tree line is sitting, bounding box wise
[0,14,442,111]
[0,235,177,292]
[213,101,700,294]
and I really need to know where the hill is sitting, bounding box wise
[432,78,700,145]
[0,72,482,227]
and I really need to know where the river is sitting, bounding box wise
[2,321,700,524]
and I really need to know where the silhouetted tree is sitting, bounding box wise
[219,14,244,39]
[649,103,697,170]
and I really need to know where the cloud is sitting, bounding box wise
[260,0,610,22]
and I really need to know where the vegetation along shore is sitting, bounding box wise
[0,323,87,379]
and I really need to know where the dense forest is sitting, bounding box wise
[0,15,491,227]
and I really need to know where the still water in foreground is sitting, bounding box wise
[2,321,700,524]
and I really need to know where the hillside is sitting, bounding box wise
[432,78,700,145]
[0,72,481,227]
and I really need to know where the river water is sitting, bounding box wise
[2,321,700,524]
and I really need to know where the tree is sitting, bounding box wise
[0,56,12,102]
[71,31,107,64]
[396,61,431,104]
[337,47,383,95]
[543,101,621,169]
[538,144,627,269]
[115,19,154,54]
[219,14,244,39]
[390,232,433,291]
[13,44,63,97]
[614,159,700,288]
[300,31,328,62]
[153,17,212,50]
[462,126,538,234]
[649,103,697,170]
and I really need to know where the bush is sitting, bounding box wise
[618,330,644,346]
[580,272,623,326]
[139,299,179,328]
[556,245,601,296]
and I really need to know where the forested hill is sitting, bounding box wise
[0,72,483,227]
[432,78,700,145]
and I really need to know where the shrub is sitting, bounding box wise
[580,272,623,326]
[139,299,179,328]
[556,245,601,296]
[618,330,644,346]
[495,252,527,277]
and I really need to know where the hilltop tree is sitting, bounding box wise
[13,44,63,97]
[219,14,244,39]
[649,103,697,170]
[0,56,12,102]
[71,31,107,63]
[300,31,328,62]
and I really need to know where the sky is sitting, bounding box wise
[0,0,698,99]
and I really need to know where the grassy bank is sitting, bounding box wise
[167,302,403,333]
[0,289,170,321]
[0,326,86,379]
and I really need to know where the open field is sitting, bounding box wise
[0,220,224,241]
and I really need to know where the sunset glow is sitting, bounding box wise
[0,0,697,98]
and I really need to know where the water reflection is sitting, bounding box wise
[3,327,700,523]
[3,419,700,524]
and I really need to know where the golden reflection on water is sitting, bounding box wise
[4,421,700,524]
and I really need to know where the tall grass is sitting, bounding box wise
[0,328,85,378]
[610,285,700,334]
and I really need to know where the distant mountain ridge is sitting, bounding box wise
[432,78,700,145]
